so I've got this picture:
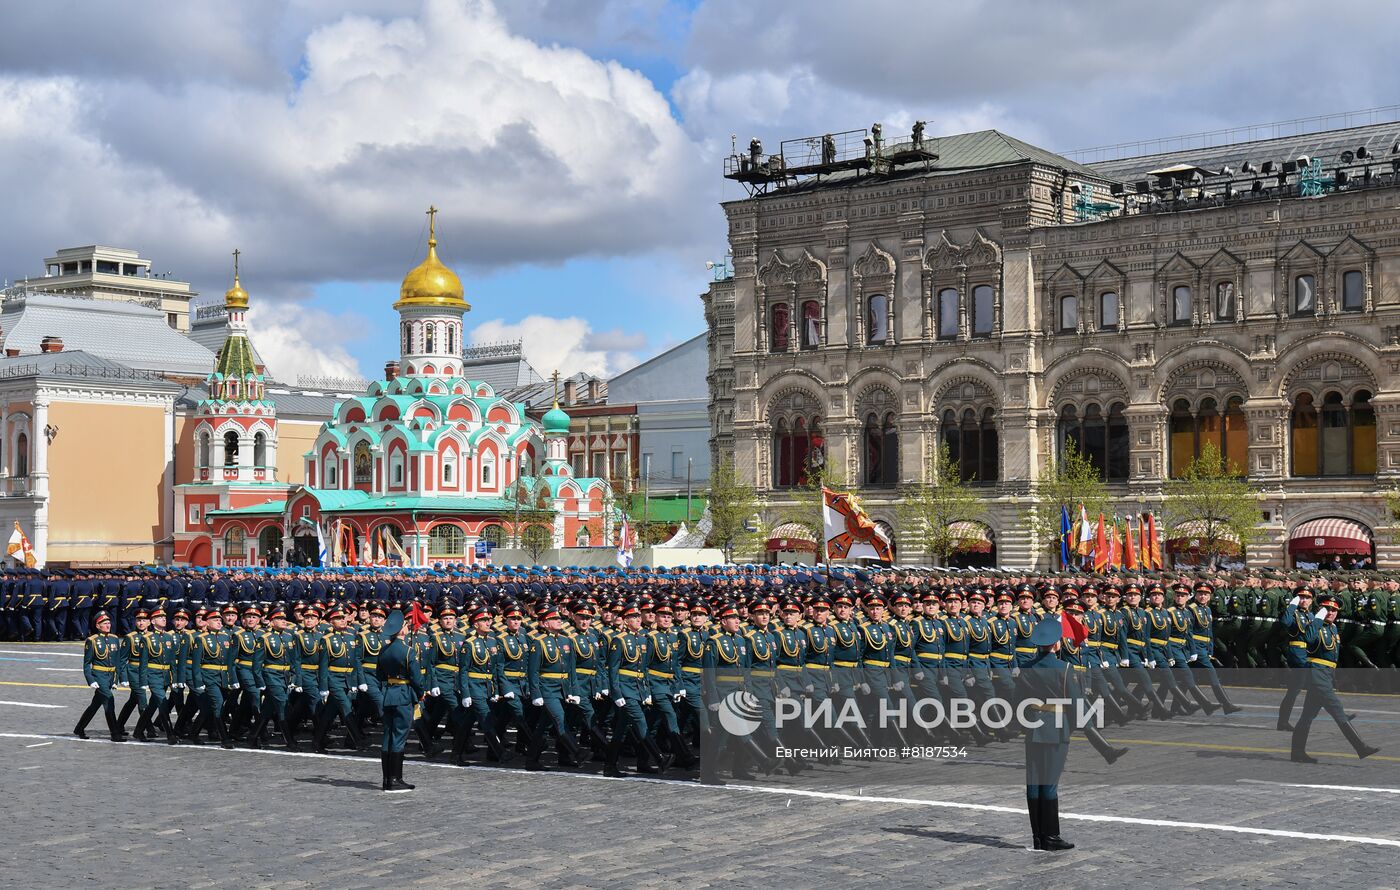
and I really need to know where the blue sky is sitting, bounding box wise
[2,0,1398,382]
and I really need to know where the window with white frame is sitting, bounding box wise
[442,451,456,485]
[188,504,201,526]
[481,452,495,486]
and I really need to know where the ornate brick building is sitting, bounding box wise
[705,121,1400,568]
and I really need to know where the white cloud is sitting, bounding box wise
[470,314,644,378]
[247,302,368,383]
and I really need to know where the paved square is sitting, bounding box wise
[4,643,1399,888]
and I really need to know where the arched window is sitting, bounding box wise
[1288,389,1378,477]
[1058,294,1077,332]
[1057,402,1128,481]
[197,432,210,468]
[772,415,823,488]
[401,323,410,355]
[389,450,404,486]
[770,303,790,352]
[442,451,457,485]
[867,294,889,344]
[15,432,28,477]
[353,442,372,484]
[972,285,994,336]
[1169,397,1247,477]
[480,525,505,549]
[424,323,436,353]
[223,431,239,466]
[446,324,456,355]
[428,524,465,558]
[1292,388,1378,476]
[801,300,822,349]
[1099,291,1118,330]
[224,527,246,560]
[863,412,898,486]
[481,451,496,487]
[1172,285,1192,324]
[575,527,592,547]
[1342,270,1364,312]
[253,432,267,467]
[941,407,998,482]
[324,457,338,487]
[1294,274,1316,315]
[1215,282,1235,320]
[938,288,959,338]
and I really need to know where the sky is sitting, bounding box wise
[2,0,1398,382]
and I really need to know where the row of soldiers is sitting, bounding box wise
[32,563,1400,670]
[74,571,1375,781]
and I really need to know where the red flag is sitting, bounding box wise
[1061,610,1089,646]
[1124,516,1139,570]
[408,601,429,631]
[1139,515,1149,570]
[1146,512,1162,570]
[1092,514,1109,572]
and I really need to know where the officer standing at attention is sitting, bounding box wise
[74,611,124,741]
[1019,616,1082,852]
[376,608,419,792]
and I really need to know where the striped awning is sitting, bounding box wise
[1289,518,1373,556]
[1165,521,1240,554]
[767,521,817,553]
[948,521,994,554]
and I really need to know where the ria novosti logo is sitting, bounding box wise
[716,690,765,737]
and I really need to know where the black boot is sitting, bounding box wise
[666,729,698,769]
[1340,719,1380,760]
[414,720,437,758]
[105,704,126,743]
[1290,726,1318,764]
[1040,798,1074,851]
[556,732,582,768]
[74,696,102,739]
[1189,686,1218,716]
[212,714,234,749]
[381,752,396,791]
[312,709,331,754]
[1083,725,1128,765]
[390,752,415,791]
[642,736,674,774]
[603,730,629,778]
[1209,679,1243,714]
[1028,797,1044,851]
[525,729,550,772]
[248,712,271,749]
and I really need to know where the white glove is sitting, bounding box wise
[1119,659,1129,668]
[1314,607,1328,620]
[964,676,976,687]
[504,691,516,700]
[914,671,925,681]
[490,695,500,702]
[429,687,441,697]
[859,683,871,694]
[1012,667,1021,678]
[803,685,814,694]
[531,697,544,707]
[675,688,687,700]
[892,680,905,692]
[1168,659,1176,667]
[614,697,626,707]
[197,685,207,693]
[1188,654,1198,663]
[462,696,472,707]
[708,702,721,712]
[258,686,266,692]
[89,681,100,689]
[939,676,949,686]
[593,692,605,701]
[319,690,330,701]
[295,686,304,693]
[643,696,653,706]
[830,683,841,693]
[600,688,610,697]
[1100,662,1110,670]
[776,686,790,698]
[566,695,580,705]
[140,685,149,692]
[1289,596,1300,607]
[232,682,240,689]
[358,683,368,692]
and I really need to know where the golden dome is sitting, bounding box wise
[225,248,248,310]
[394,206,470,311]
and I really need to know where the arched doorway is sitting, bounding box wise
[1289,517,1375,570]
[187,537,212,567]
[258,526,284,566]
[765,521,818,565]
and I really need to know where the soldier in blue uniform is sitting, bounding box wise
[1290,592,1380,763]
[377,608,419,792]
[73,612,124,741]
[1020,616,1081,851]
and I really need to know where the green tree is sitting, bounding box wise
[778,458,850,557]
[1386,485,1400,545]
[520,523,554,561]
[509,477,557,558]
[1023,447,1110,567]
[896,443,987,565]
[1163,441,1261,569]
[704,456,766,563]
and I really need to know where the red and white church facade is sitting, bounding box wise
[173,212,612,567]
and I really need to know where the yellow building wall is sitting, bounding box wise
[47,401,168,564]
[275,419,319,486]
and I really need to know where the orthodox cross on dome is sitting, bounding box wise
[232,247,240,278]
[426,205,438,246]
[551,369,561,407]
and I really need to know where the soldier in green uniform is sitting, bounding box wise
[74,612,124,741]
[133,609,180,743]
[287,605,325,747]
[248,607,298,749]
[355,604,389,733]
[701,601,759,783]
[229,606,265,738]
[673,599,710,751]
[1187,582,1242,713]
[1291,592,1381,763]
[170,609,200,738]
[495,604,536,755]
[191,607,236,748]
[526,606,585,769]
[643,603,694,767]
[114,609,151,735]
[604,602,671,777]
[1277,586,1313,730]
[1020,616,1081,852]
[376,608,419,792]
[458,606,507,765]
[315,605,367,752]
[414,604,465,758]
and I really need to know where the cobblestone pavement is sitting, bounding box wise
[4,643,1399,888]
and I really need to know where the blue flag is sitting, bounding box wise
[1059,505,1071,567]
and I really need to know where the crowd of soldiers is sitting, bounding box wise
[47,561,1384,782]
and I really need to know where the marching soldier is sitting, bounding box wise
[133,608,180,743]
[1020,616,1082,852]
[605,602,670,777]
[458,606,507,764]
[191,606,236,748]
[73,612,124,741]
[526,606,584,769]
[315,605,366,752]
[1290,591,1381,763]
[376,608,419,792]
[414,604,465,758]
[1277,586,1314,730]
[115,609,151,735]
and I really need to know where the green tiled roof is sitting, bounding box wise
[325,496,519,514]
[207,501,286,517]
[214,333,258,379]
